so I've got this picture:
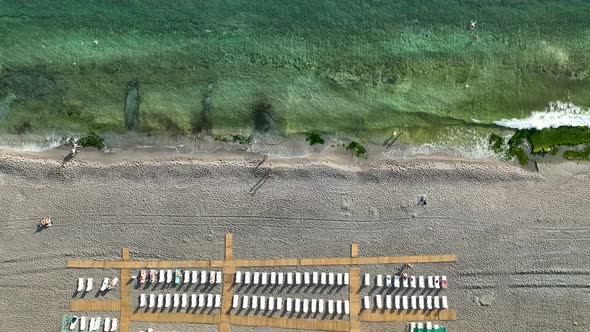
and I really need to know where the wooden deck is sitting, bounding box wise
[67,233,457,332]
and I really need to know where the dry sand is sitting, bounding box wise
[0,149,589,332]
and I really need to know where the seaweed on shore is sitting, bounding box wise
[346,141,366,157]
[78,132,105,150]
[306,132,324,145]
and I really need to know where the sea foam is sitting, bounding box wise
[494,101,590,129]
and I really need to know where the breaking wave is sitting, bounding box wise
[494,101,590,129]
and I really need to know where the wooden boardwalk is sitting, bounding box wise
[67,234,457,332]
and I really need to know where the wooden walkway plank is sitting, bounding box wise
[348,267,361,332]
[359,309,457,322]
[69,300,120,312]
[119,248,132,332]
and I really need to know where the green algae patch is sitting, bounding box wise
[306,132,324,145]
[510,127,590,153]
[78,132,106,150]
[346,141,366,157]
[563,146,590,160]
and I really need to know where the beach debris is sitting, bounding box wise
[39,216,53,228]
[149,269,157,283]
[478,294,494,306]
[108,277,118,289]
[397,263,415,277]
[417,194,427,206]
[469,20,477,30]
[139,270,147,284]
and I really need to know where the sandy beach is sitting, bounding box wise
[0,149,588,331]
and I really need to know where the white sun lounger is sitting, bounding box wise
[286,297,293,312]
[410,322,416,332]
[70,316,79,330]
[198,294,205,307]
[363,296,370,309]
[385,275,392,287]
[395,295,401,309]
[363,273,370,286]
[165,294,171,308]
[328,272,335,285]
[441,275,447,288]
[411,296,417,309]
[434,276,440,289]
[386,295,392,309]
[80,316,88,331]
[311,298,317,313]
[442,296,448,309]
[262,272,268,285]
[89,318,96,331]
[337,273,343,285]
[427,296,432,310]
[287,272,294,285]
[268,296,275,311]
[173,294,180,308]
[183,270,190,284]
[294,298,301,312]
[419,275,425,288]
[394,275,400,288]
[417,322,424,331]
[434,296,440,309]
[344,273,350,285]
[328,299,334,314]
[278,272,284,285]
[252,295,258,309]
[403,277,409,288]
[244,271,251,284]
[270,272,277,284]
[215,294,221,308]
[207,294,213,308]
[165,270,172,284]
[303,299,309,313]
[312,271,319,284]
[253,271,260,284]
[86,278,94,292]
[318,299,325,313]
[426,322,433,330]
[209,271,216,284]
[419,296,425,310]
[344,300,350,314]
[259,296,266,311]
[182,294,188,308]
[158,270,164,283]
[192,270,198,283]
[276,297,283,311]
[376,295,383,309]
[110,318,118,331]
[295,272,302,285]
[321,272,327,285]
[242,295,249,309]
[100,278,109,292]
[216,271,222,284]
[235,271,242,284]
[149,294,155,308]
[232,295,239,308]
[200,271,207,284]
[104,317,111,332]
[77,278,85,292]
[191,294,197,308]
[427,276,434,288]
[402,296,409,310]
[376,274,383,287]
[410,276,417,288]
[157,294,164,308]
[336,300,342,314]
[304,272,310,285]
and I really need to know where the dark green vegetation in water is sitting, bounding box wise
[346,141,367,158]
[1,1,590,148]
[306,132,324,146]
[77,132,106,150]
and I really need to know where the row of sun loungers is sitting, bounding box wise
[232,295,351,315]
[409,321,447,332]
[138,270,222,285]
[363,274,447,289]
[139,293,222,309]
[77,278,118,292]
[69,316,118,331]
[363,295,448,310]
[235,271,350,286]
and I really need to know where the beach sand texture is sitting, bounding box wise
[0,153,588,331]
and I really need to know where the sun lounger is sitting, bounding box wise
[108,277,118,290]
[403,277,409,288]
[148,269,156,283]
[86,278,94,292]
[312,271,319,284]
[304,272,310,285]
[328,299,334,314]
[319,299,325,313]
[276,297,283,311]
[321,272,327,285]
[344,300,350,314]
[173,294,180,307]
[216,271,222,284]
[302,299,309,313]
[252,295,258,309]
[235,271,242,284]
[182,293,188,308]
[183,270,190,284]
[104,317,111,332]
[294,298,301,312]
[427,322,433,330]
[191,294,197,308]
[427,296,432,310]
[270,272,277,284]
[394,275,400,288]
[80,316,88,331]
[386,295,392,309]
[328,272,335,285]
[363,273,370,286]
[377,274,383,287]
[277,272,284,285]
[215,294,221,308]
[419,276,425,288]
[89,318,96,331]
[147,329,154,332]
[70,316,79,330]
[268,296,275,311]
[410,276,417,288]
[311,298,317,313]
[395,295,401,309]
[442,296,448,309]
[259,296,267,311]
[244,271,251,284]
[441,275,447,289]
[94,317,102,331]
[402,296,409,310]
[207,294,213,308]
[344,273,350,285]
[410,322,416,332]
[199,270,207,284]
[209,271,216,284]
[295,272,302,285]
[165,294,171,308]
[110,318,118,331]
[417,322,424,331]
[287,272,294,285]
[385,275,392,287]
[159,270,165,283]
[262,272,268,285]
[242,295,249,309]
[376,295,383,309]
[78,278,85,292]
[191,270,198,283]
[337,273,343,285]
[336,300,342,314]
[157,294,164,309]
[149,294,155,308]
[434,275,440,289]
[411,296,417,309]
[198,294,205,307]
[232,295,239,308]
[363,296,370,310]
[253,271,260,284]
[166,270,173,284]
[434,296,440,309]
[286,298,293,312]
[428,276,434,288]
[419,295,425,310]
[100,278,109,292]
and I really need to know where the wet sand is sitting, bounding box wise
[0,150,588,331]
